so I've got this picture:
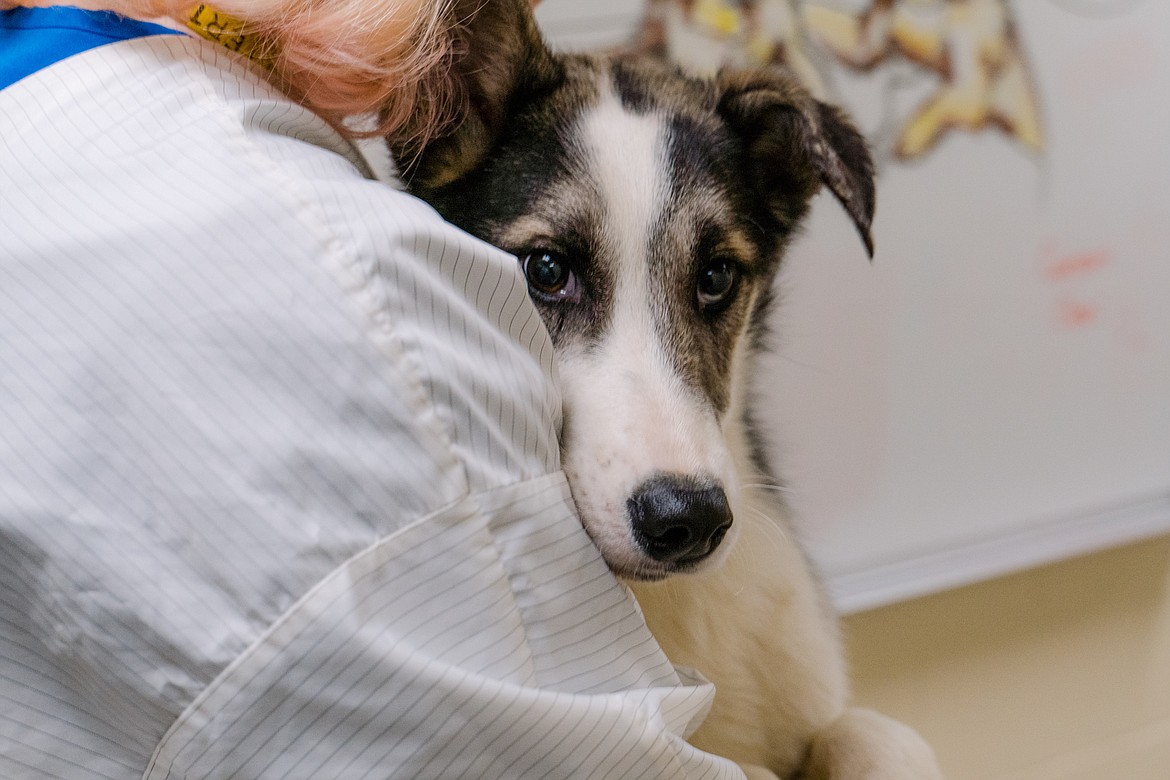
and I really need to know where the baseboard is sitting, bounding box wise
[828,489,1170,614]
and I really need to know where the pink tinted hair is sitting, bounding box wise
[5,0,462,142]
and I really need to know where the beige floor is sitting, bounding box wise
[843,534,1170,780]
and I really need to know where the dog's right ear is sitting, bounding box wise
[390,0,559,192]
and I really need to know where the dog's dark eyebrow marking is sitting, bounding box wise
[610,60,654,113]
[696,223,755,267]
[665,114,728,182]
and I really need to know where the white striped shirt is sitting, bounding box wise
[0,33,742,780]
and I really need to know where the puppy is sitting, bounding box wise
[392,2,943,777]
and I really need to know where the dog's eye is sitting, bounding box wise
[521,251,581,303]
[696,260,739,311]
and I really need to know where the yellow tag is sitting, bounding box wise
[694,0,742,37]
[186,4,274,67]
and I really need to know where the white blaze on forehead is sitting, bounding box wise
[578,84,665,286]
[558,82,737,566]
[575,85,687,463]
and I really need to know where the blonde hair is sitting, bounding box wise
[8,0,462,142]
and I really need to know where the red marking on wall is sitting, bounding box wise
[1038,241,1122,333]
[1044,249,1112,282]
[1057,299,1097,328]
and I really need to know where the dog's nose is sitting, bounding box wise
[628,475,732,564]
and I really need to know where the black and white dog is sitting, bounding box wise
[393,2,942,778]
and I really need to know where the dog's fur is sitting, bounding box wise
[391,2,942,777]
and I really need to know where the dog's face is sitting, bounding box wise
[394,0,874,580]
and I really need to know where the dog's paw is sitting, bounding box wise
[803,707,943,780]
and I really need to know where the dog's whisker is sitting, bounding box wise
[748,507,790,544]
[741,482,793,495]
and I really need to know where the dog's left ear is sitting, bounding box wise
[390,0,559,194]
[716,69,876,256]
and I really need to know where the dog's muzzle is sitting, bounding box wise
[627,474,732,566]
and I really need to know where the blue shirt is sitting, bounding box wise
[0,5,177,91]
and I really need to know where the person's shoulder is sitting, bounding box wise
[145,35,378,178]
[4,32,376,182]
[127,36,463,250]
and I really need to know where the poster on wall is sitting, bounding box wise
[536,0,1170,610]
[623,0,1043,161]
